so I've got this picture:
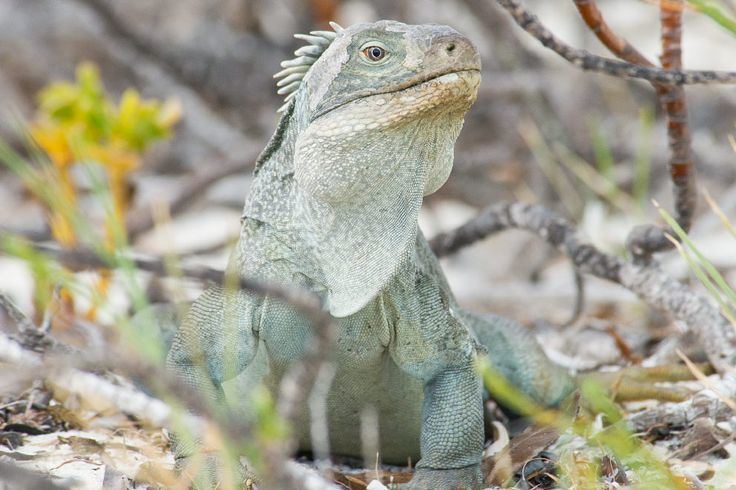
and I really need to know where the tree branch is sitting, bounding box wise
[571,0,697,260]
[493,0,736,85]
[125,158,251,241]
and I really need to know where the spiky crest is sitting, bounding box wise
[273,23,343,113]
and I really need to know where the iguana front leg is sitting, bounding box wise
[389,275,485,490]
[166,286,260,482]
[406,365,485,489]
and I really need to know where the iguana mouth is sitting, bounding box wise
[311,68,481,121]
[369,68,481,98]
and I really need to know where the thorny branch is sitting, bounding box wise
[572,0,696,260]
[430,201,736,374]
[493,0,736,85]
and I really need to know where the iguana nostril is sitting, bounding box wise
[446,43,456,54]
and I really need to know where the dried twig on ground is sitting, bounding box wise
[493,0,736,85]
[430,201,736,373]
[628,373,736,433]
[0,331,340,490]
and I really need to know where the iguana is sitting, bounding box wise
[164,20,604,489]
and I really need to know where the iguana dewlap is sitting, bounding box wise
[167,20,573,489]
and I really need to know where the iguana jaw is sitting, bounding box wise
[310,67,481,121]
[306,69,481,138]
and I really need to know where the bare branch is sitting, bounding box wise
[570,0,697,259]
[23,242,328,332]
[66,0,259,159]
[430,201,736,373]
[572,0,655,67]
[0,330,340,490]
[494,0,736,85]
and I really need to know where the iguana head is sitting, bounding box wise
[245,21,481,316]
[277,20,481,202]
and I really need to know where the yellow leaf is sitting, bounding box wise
[29,124,74,168]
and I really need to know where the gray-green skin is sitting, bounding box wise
[167,20,574,489]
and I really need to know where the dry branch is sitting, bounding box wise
[571,0,696,259]
[430,201,736,373]
[573,0,654,67]
[66,0,259,160]
[493,0,736,85]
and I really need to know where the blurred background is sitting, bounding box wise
[0,0,736,376]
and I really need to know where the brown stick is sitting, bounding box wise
[624,1,696,259]
[573,0,655,67]
[658,0,696,243]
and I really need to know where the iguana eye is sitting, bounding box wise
[362,45,386,62]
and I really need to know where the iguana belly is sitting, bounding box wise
[223,306,424,465]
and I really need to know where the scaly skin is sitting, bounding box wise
[166,20,574,489]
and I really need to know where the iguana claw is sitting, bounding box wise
[399,465,484,490]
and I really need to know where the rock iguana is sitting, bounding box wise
[167,20,577,489]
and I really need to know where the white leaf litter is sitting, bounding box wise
[366,479,389,490]
[0,429,174,489]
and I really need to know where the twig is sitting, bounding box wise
[657,0,695,247]
[573,0,655,67]
[0,291,57,353]
[25,242,328,332]
[71,0,232,117]
[571,0,696,260]
[493,0,736,85]
[564,270,585,327]
[66,0,259,160]
[627,2,696,259]
[0,331,200,431]
[430,201,736,373]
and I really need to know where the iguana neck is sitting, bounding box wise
[240,89,463,317]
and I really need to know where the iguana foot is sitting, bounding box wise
[399,465,483,490]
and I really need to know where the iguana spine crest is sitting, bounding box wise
[273,22,343,113]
